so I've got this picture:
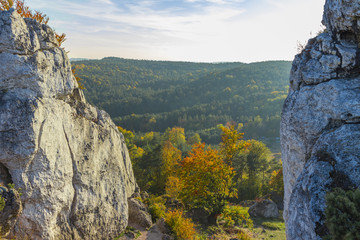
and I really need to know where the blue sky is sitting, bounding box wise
[25,0,325,62]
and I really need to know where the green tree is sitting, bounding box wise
[163,127,186,150]
[325,188,360,240]
[235,140,273,200]
[187,133,202,146]
[268,162,284,197]
[117,126,144,162]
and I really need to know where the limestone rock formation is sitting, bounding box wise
[281,0,360,238]
[128,196,152,229]
[0,9,136,239]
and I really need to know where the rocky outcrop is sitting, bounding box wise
[0,9,136,239]
[281,0,360,239]
[248,199,279,219]
[128,197,152,229]
[147,218,174,240]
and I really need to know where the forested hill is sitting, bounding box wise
[72,57,292,150]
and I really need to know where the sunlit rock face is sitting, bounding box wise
[281,0,360,238]
[0,9,136,239]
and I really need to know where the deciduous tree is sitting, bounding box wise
[177,143,237,224]
[219,123,249,166]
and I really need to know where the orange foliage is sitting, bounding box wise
[177,143,237,214]
[0,0,12,11]
[55,33,66,46]
[268,165,284,196]
[165,209,197,240]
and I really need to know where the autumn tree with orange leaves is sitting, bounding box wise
[176,143,237,225]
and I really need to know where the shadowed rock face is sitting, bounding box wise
[0,187,22,237]
[281,0,360,239]
[0,9,135,239]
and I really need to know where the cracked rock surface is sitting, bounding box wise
[0,9,135,239]
[281,0,360,239]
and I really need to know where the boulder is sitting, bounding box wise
[147,218,174,240]
[248,199,279,219]
[281,0,360,239]
[0,9,136,239]
[128,197,152,228]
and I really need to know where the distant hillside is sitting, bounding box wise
[70,58,91,62]
[72,58,291,151]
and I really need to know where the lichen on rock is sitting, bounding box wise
[0,9,136,240]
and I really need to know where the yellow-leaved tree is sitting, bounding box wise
[219,123,250,166]
[177,143,237,225]
[161,140,182,198]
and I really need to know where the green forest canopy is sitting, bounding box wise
[72,58,291,152]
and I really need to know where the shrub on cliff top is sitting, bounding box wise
[0,0,66,45]
[0,0,85,87]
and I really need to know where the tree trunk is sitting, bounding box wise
[207,212,218,225]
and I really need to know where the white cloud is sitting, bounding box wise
[25,0,325,62]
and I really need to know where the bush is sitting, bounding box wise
[219,205,253,228]
[237,230,252,240]
[325,188,360,240]
[165,209,197,240]
[149,202,166,222]
[0,195,4,212]
[145,196,166,222]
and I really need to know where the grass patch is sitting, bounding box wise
[198,206,286,239]
[250,209,286,240]
[114,226,141,240]
[261,221,284,230]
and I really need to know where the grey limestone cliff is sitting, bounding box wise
[281,0,360,239]
[0,9,136,239]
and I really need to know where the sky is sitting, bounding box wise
[24,0,325,63]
